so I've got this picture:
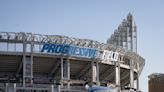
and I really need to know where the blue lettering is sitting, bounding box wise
[47,44,56,53]
[88,49,97,58]
[41,43,98,59]
[55,45,63,53]
[74,47,81,55]
[41,43,50,52]
[70,46,75,55]
[81,48,89,57]
[62,45,70,54]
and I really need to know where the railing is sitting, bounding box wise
[0,83,59,92]
[62,86,86,92]
[0,83,89,92]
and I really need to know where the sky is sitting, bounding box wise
[0,0,164,92]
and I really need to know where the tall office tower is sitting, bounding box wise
[107,13,137,53]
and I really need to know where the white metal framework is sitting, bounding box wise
[0,31,145,92]
[107,13,137,53]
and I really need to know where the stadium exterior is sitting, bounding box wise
[0,14,145,92]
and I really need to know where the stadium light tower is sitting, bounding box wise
[107,13,137,53]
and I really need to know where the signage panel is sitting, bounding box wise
[100,50,119,61]
[41,43,119,62]
[41,43,97,58]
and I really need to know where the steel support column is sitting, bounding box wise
[67,59,70,88]
[5,83,8,92]
[91,61,95,85]
[30,33,34,85]
[23,33,26,87]
[61,57,64,88]
[96,61,99,85]
[51,85,54,92]
[130,60,134,91]
[91,61,99,86]
[57,85,61,92]
[136,63,140,91]
[13,83,16,92]
[115,62,121,92]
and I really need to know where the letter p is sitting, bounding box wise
[41,43,49,52]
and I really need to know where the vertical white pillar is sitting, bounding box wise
[130,60,134,91]
[91,60,100,86]
[57,85,61,92]
[67,59,70,88]
[30,33,34,85]
[96,61,99,85]
[5,83,8,92]
[136,63,140,91]
[13,83,16,92]
[115,62,121,92]
[61,57,63,88]
[91,61,96,85]
[51,85,54,92]
[23,33,26,87]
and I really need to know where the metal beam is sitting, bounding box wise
[67,59,70,88]
[49,61,60,76]
[115,62,121,92]
[130,60,134,89]
[120,72,130,86]
[100,66,113,80]
[104,70,115,81]
[30,33,34,85]
[22,33,26,87]
[136,63,140,91]
[61,57,63,88]
[91,61,96,84]
[96,61,99,85]
[16,60,23,74]
[120,70,129,80]
[121,75,130,86]
[77,62,91,78]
